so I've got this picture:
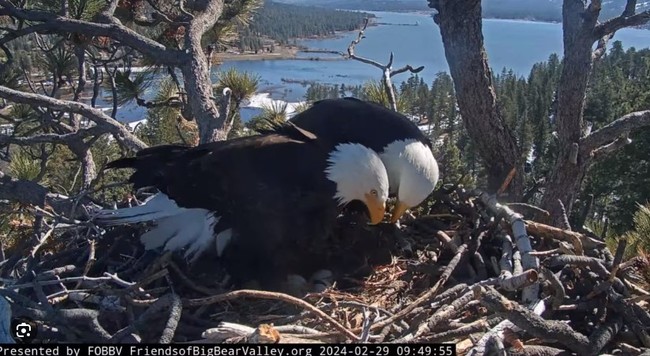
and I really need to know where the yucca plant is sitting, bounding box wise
[8,149,46,182]
[361,80,409,113]
[261,101,289,122]
[623,203,650,259]
[214,68,260,109]
[293,101,312,115]
[246,101,289,132]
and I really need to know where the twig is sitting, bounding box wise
[557,200,572,231]
[419,319,490,343]
[183,289,360,341]
[527,220,609,254]
[506,203,551,219]
[109,293,178,343]
[75,239,96,289]
[358,308,377,343]
[362,244,469,335]
[587,316,623,355]
[506,345,571,356]
[413,290,475,338]
[608,290,650,347]
[497,167,517,195]
[475,191,540,303]
[167,261,220,296]
[29,224,56,258]
[497,269,538,291]
[435,231,459,253]
[541,267,565,310]
[474,286,590,355]
[159,293,182,343]
[5,274,134,290]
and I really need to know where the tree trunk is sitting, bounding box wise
[68,140,97,190]
[430,0,524,199]
[180,0,231,144]
[538,1,604,226]
[181,43,230,144]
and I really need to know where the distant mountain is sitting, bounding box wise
[275,0,650,25]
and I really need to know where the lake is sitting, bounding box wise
[105,11,650,123]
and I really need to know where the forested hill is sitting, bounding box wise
[277,0,650,25]
[239,1,373,47]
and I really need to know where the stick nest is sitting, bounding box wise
[1,186,649,355]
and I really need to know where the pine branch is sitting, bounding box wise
[0,0,184,66]
[0,86,147,152]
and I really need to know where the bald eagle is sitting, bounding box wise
[94,124,389,292]
[262,97,440,223]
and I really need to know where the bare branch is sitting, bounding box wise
[346,19,385,70]
[343,17,424,112]
[591,133,632,159]
[594,9,650,40]
[581,110,650,154]
[0,171,93,217]
[0,86,147,151]
[0,127,106,146]
[592,33,615,60]
[390,64,424,77]
[0,23,55,47]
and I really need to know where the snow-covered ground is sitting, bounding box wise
[121,92,304,131]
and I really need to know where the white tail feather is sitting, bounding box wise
[94,193,183,225]
[95,193,221,261]
[138,209,218,261]
[215,228,233,257]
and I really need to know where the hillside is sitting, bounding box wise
[276,0,650,25]
[234,1,374,52]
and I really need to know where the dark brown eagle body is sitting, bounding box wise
[99,125,345,290]
[261,97,432,153]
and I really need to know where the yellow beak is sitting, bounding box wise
[390,200,409,224]
[364,193,386,225]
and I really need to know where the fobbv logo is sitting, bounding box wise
[10,317,37,343]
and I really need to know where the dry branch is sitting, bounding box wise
[475,191,540,303]
[343,18,423,111]
[184,289,360,341]
[582,110,650,154]
[474,286,591,355]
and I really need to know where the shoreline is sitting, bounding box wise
[208,15,564,64]
[211,18,380,62]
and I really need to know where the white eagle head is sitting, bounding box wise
[325,143,390,225]
[379,139,440,222]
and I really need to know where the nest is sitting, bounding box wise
[1,186,649,355]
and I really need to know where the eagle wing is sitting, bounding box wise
[259,97,433,150]
[104,130,339,289]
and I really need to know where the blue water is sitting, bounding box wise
[101,11,650,123]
